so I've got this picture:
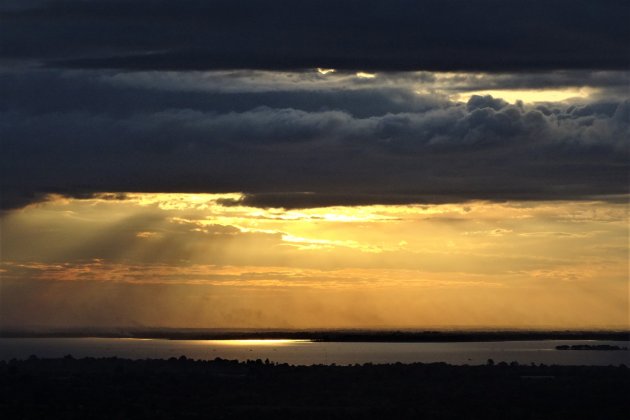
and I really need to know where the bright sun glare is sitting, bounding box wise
[199,339,312,346]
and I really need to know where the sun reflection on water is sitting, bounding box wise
[195,339,312,346]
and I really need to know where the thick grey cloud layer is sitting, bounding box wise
[1,0,629,209]
[2,0,629,72]
[1,69,628,209]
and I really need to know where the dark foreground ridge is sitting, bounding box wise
[1,357,628,419]
[3,328,629,342]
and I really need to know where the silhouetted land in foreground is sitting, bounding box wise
[2,356,628,419]
[2,328,629,342]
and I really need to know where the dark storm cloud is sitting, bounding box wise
[1,70,628,209]
[0,69,447,118]
[2,0,629,72]
[3,69,628,118]
[1,0,629,211]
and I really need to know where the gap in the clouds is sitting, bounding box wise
[452,87,597,104]
[1,193,627,329]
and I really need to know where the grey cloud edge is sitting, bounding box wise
[3,190,628,212]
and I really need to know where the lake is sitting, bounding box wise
[2,338,629,366]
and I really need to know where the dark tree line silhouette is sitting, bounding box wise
[1,356,628,419]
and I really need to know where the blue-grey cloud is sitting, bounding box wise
[0,69,448,118]
[1,68,627,209]
[2,0,629,72]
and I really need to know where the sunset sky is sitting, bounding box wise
[1,0,628,329]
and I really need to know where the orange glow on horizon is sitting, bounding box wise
[1,193,628,330]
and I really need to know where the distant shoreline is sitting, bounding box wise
[2,329,628,342]
[556,344,629,351]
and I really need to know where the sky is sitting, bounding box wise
[1,0,628,329]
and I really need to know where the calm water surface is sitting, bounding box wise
[1,338,628,366]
